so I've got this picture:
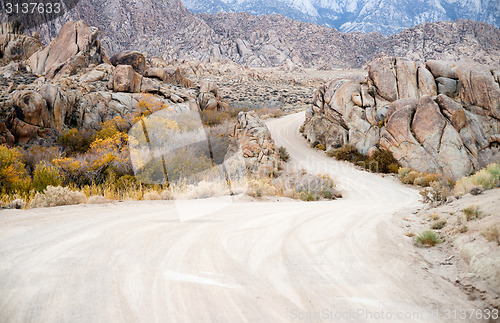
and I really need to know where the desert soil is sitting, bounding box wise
[0,112,491,322]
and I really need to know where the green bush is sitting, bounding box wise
[32,162,62,192]
[365,150,399,174]
[462,205,483,221]
[335,144,367,163]
[278,146,290,162]
[58,128,96,155]
[431,220,447,230]
[415,230,442,247]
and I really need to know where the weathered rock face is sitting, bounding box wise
[110,51,146,74]
[29,0,500,69]
[197,80,229,111]
[111,65,143,93]
[303,56,500,179]
[27,20,108,79]
[233,111,282,175]
[0,22,42,67]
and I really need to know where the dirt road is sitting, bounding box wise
[0,112,485,322]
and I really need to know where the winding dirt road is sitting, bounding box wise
[0,112,483,322]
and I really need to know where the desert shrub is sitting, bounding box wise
[462,205,483,221]
[299,191,320,201]
[57,128,96,155]
[454,164,500,196]
[326,149,336,158]
[414,176,428,187]
[247,179,277,198]
[200,110,231,126]
[415,230,442,247]
[0,145,31,193]
[278,146,290,162]
[459,226,468,233]
[22,146,61,172]
[486,163,500,180]
[315,143,326,151]
[55,132,132,186]
[30,186,86,208]
[431,220,447,230]
[143,189,174,201]
[135,93,169,117]
[482,226,500,245]
[335,144,366,163]
[424,173,443,184]
[419,180,452,204]
[398,167,411,181]
[32,162,63,192]
[257,107,284,119]
[365,150,399,174]
[96,116,131,140]
[96,120,120,140]
[182,180,232,199]
[403,171,420,185]
[87,196,109,204]
[143,191,161,200]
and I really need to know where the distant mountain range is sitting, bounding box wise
[182,0,500,35]
[22,0,500,68]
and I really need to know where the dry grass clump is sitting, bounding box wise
[398,167,443,187]
[419,180,453,204]
[454,163,500,196]
[462,205,484,221]
[415,230,443,247]
[431,220,447,230]
[482,226,500,245]
[30,186,86,208]
[87,196,109,204]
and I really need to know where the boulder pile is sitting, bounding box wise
[303,57,500,179]
[0,20,228,146]
[234,111,282,176]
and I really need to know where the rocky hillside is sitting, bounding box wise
[183,0,500,35]
[302,57,500,180]
[18,0,500,68]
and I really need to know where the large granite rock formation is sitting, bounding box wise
[27,20,108,79]
[303,57,500,179]
[233,111,282,176]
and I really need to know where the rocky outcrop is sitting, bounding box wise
[29,0,500,68]
[0,22,42,67]
[233,111,282,175]
[27,20,108,79]
[303,57,500,179]
[197,80,229,111]
[110,51,146,74]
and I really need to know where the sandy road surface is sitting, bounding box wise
[0,112,485,322]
